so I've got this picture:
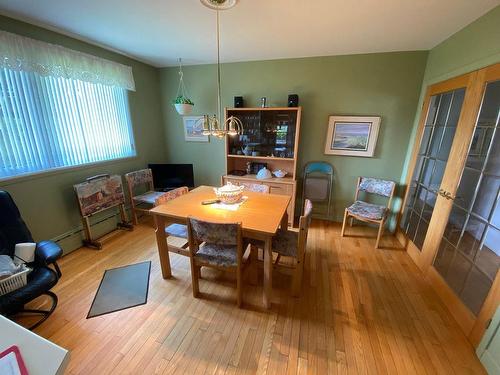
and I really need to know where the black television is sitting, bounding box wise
[148,164,194,191]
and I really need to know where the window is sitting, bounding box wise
[0,30,136,180]
[0,68,136,179]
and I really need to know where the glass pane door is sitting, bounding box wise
[433,80,500,315]
[401,88,466,250]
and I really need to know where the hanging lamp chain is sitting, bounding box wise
[176,57,190,99]
[199,1,243,138]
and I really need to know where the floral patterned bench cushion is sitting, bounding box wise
[347,200,387,220]
[194,243,238,267]
[359,177,395,197]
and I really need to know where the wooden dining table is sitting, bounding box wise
[150,185,290,309]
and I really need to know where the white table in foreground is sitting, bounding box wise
[0,315,69,375]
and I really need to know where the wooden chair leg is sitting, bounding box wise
[248,246,258,285]
[349,217,354,227]
[341,209,349,237]
[131,206,139,226]
[237,267,243,308]
[190,260,200,297]
[291,256,304,297]
[376,220,385,249]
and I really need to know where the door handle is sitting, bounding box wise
[438,189,455,201]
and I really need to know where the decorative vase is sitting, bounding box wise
[175,103,194,115]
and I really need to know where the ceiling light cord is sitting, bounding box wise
[216,5,222,124]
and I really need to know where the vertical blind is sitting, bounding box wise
[0,67,136,179]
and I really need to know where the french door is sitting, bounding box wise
[400,63,500,347]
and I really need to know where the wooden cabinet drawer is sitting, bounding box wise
[267,183,292,196]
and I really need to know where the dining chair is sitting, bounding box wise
[187,217,247,307]
[240,182,270,194]
[341,177,396,248]
[153,186,190,257]
[301,161,333,217]
[272,199,313,296]
[125,169,163,225]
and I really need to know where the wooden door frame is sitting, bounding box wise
[396,63,500,347]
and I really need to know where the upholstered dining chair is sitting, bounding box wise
[187,218,247,307]
[272,199,313,296]
[125,169,161,225]
[341,177,396,249]
[150,186,191,259]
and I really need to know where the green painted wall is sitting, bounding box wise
[160,51,428,224]
[0,16,166,253]
[400,6,500,189]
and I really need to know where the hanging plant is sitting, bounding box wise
[173,58,194,115]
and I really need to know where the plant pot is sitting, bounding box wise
[174,103,194,115]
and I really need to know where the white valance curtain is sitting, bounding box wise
[0,31,135,91]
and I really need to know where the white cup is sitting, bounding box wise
[15,242,37,263]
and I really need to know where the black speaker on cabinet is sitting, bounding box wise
[287,94,299,107]
[234,96,244,108]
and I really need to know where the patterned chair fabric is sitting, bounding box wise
[188,218,241,268]
[154,186,189,206]
[250,199,313,256]
[241,183,270,194]
[358,177,395,197]
[125,169,153,188]
[189,218,239,246]
[347,200,387,220]
[272,230,298,257]
[194,244,238,267]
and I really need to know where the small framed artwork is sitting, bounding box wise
[324,115,381,157]
[183,116,209,142]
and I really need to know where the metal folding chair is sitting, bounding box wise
[301,161,334,217]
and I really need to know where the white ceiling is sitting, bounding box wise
[1,0,499,67]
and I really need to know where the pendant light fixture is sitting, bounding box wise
[199,0,243,138]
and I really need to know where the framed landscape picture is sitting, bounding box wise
[324,115,381,157]
[183,116,209,142]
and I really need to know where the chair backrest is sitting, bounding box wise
[304,161,334,175]
[355,177,396,208]
[0,190,34,256]
[297,199,313,258]
[125,169,154,193]
[241,183,270,194]
[187,217,241,246]
[302,161,333,205]
[357,177,395,197]
[154,186,189,206]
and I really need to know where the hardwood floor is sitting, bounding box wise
[21,220,485,374]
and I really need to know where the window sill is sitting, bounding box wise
[0,155,139,186]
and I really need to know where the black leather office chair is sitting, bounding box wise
[0,190,63,329]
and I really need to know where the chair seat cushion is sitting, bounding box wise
[194,244,238,267]
[165,223,188,239]
[0,267,58,315]
[347,200,387,220]
[133,191,165,205]
[272,230,298,257]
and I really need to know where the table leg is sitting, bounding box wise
[263,236,272,309]
[154,215,172,279]
[281,210,289,230]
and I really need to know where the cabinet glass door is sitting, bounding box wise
[433,80,500,315]
[401,88,466,250]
